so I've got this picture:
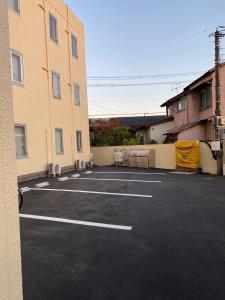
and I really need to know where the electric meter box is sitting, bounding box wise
[211,141,221,151]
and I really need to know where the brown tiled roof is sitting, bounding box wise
[165,118,208,135]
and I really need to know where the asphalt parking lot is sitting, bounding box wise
[20,166,225,300]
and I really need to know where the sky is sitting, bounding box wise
[64,0,225,117]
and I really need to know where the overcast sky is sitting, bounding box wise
[65,0,225,117]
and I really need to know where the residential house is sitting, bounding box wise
[118,115,174,144]
[161,64,225,141]
[8,0,90,180]
[89,115,174,145]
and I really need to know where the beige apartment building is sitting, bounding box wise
[8,0,90,180]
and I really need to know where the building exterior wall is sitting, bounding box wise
[149,120,175,143]
[178,124,206,141]
[136,121,175,144]
[135,128,148,143]
[0,1,23,298]
[167,68,225,141]
[8,0,90,177]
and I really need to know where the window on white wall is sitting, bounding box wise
[76,131,82,152]
[71,34,78,58]
[8,0,19,13]
[15,125,27,158]
[74,82,80,106]
[52,72,61,99]
[55,129,64,155]
[49,13,58,43]
[11,51,23,84]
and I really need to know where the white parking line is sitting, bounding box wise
[91,171,167,175]
[20,214,132,231]
[70,178,162,183]
[30,188,152,198]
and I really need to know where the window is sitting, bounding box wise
[52,72,61,99]
[49,13,58,43]
[10,51,23,84]
[177,98,186,111]
[55,129,64,154]
[76,131,82,152]
[15,125,27,158]
[200,85,212,110]
[74,82,80,106]
[167,105,173,116]
[71,34,78,58]
[8,0,19,13]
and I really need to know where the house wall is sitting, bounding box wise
[171,102,187,127]
[91,142,217,174]
[168,69,225,141]
[0,2,23,298]
[136,121,175,144]
[171,65,225,127]
[135,128,148,143]
[8,0,90,178]
[178,124,206,141]
[220,65,225,117]
[149,120,175,143]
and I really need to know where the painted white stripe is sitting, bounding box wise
[20,214,132,231]
[92,171,167,175]
[35,182,50,188]
[83,171,93,175]
[30,188,152,198]
[70,178,162,183]
[58,177,69,182]
[20,187,31,193]
[71,174,81,178]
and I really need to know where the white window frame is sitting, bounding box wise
[52,71,61,99]
[71,34,78,58]
[10,50,24,85]
[74,82,80,106]
[76,131,83,152]
[8,0,20,14]
[49,13,58,43]
[15,124,28,159]
[55,128,64,155]
[167,105,173,116]
[177,98,186,112]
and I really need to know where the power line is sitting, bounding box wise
[88,80,192,88]
[87,71,205,80]
[89,112,166,118]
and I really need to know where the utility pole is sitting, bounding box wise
[210,27,225,175]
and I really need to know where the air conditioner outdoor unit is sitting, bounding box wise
[48,163,61,177]
[75,160,86,170]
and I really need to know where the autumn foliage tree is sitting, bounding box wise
[90,118,139,146]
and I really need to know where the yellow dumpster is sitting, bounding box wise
[175,141,200,169]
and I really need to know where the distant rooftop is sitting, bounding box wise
[90,115,173,129]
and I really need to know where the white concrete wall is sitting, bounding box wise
[91,142,217,175]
